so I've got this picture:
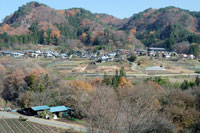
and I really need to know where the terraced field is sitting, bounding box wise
[0,119,70,133]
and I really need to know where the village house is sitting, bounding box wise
[162,53,171,59]
[12,52,24,58]
[60,53,68,58]
[30,52,40,58]
[97,55,109,63]
[179,54,188,59]
[108,52,116,57]
[188,54,195,60]
[24,50,35,57]
[147,47,166,56]
[136,49,147,56]
[2,51,12,56]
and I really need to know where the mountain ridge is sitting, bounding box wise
[0,1,200,53]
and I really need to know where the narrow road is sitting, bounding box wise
[84,73,200,78]
[131,62,137,71]
[0,112,86,132]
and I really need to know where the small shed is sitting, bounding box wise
[50,106,73,117]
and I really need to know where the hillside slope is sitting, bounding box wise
[121,7,200,51]
[0,2,200,53]
[0,2,142,51]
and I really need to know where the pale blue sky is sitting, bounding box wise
[0,0,200,22]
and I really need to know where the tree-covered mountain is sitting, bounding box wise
[0,1,142,51]
[0,2,200,53]
[122,7,200,52]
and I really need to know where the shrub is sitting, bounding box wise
[19,116,28,121]
[146,77,169,86]
[195,76,200,86]
[70,80,93,92]
[180,80,196,90]
[137,61,141,66]
[103,67,131,88]
[103,73,112,85]
[181,80,190,90]
[128,55,137,62]
[189,81,196,88]
[38,110,54,119]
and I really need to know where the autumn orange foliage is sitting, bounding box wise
[90,78,103,86]
[50,29,61,38]
[29,67,47,80]
[70,80,93,92]
[65,9,80,17]
[81,19,90,26]
[0,24,12,33]
[56,10,65,15]
[43,32,48,38]
[118,76,133,88]
[80,33,87,38]
[130,27,137,34]
[150,30,156,35]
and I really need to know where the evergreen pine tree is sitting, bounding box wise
[195,76,200,86]
[120,67,126,78]
[180,80,190,90]
[43,74,51,89]
[40,84,45,92]
[112,76,118,88]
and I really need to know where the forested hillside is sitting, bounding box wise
[0,2,142,51]
[0,2,200,53]
[122,7,200,53]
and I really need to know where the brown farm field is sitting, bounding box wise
[0,118,76,133]
[1,57,200,82]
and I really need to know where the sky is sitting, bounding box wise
[0,0,200,22]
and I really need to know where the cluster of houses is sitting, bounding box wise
[135,47,196,60]
[0,49,129,62]
[0,47,197,62]
[0,50,65,59]
[94,47,197,62]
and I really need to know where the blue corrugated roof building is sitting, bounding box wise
[145,66,166,71]
[50,106,70,113]
[31,106,50,111]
